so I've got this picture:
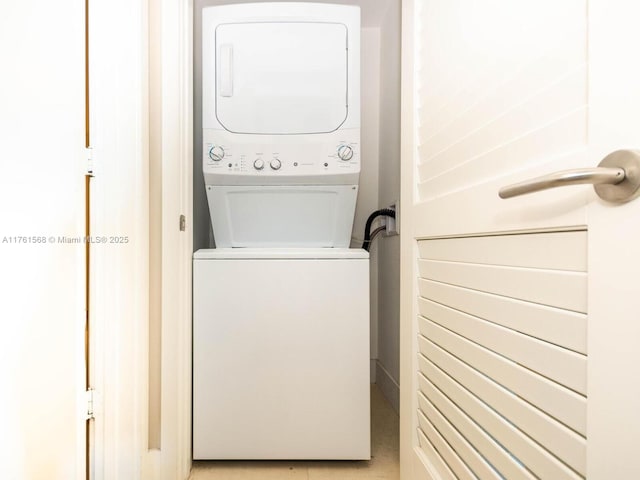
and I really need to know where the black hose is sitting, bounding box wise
[367,225,386,246]
[362,208,396,251]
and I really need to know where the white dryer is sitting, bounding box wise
[202,2,360,247]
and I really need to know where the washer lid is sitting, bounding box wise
[214,22,348,135]
[194,248,369,260]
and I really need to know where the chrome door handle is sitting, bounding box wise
[499,168,624,198]
[498,149,640,203]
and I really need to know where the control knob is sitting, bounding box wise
[337,145,354,161]
[253,159,265,170]
[208,145,225,161]
[270,158,282,170]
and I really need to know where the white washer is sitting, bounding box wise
[202,3,360,247]
[192,248,370,460]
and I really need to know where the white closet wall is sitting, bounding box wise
[376,0,402,410]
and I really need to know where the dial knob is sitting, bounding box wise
[253,159,265,170]
[337,145,354,161]
[208,145,225,161]
[270,158,282,170]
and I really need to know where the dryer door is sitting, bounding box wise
[215,22,348,135]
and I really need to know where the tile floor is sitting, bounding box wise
[190,385,399,480]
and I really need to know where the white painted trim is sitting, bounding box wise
[92,0,193,477]
[398,0,445,479]
[586,1,640,477]
[155,0,194,477]
[376,360,400,413]
[76,244,87,480]
[90,0,150,478]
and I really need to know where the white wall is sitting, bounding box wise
[355,27,381,379]
[193,0,212,251]
[352,27,381,248]
[375,0,401,412]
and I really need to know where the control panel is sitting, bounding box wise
[203,129,360,180]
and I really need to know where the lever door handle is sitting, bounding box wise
[498,149,640,203]
[499,168,624,198]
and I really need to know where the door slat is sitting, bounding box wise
[418,259,587,312]
[419,66,586,185]
[418,296,586,393]
[419,361,584,479]
[417,408,482,480]
[418,320,587,435]
[418,344,586,475]
[416,429,458,480]
[418,230,586,271]
[419,279,586,353]
[418,398,502,480]
[418,382,536,480]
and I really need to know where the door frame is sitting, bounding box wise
[399,0,434,478]
[90,0,193,478]
[151,0,194,477]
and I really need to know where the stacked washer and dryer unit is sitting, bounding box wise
[193,3,370,460]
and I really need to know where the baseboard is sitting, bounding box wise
[375,360,399,413]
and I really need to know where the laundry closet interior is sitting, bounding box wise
[188,0,401,462]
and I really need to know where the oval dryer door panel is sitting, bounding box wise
[215,22,348,135]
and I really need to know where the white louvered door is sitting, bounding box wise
[400,1,640,479]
